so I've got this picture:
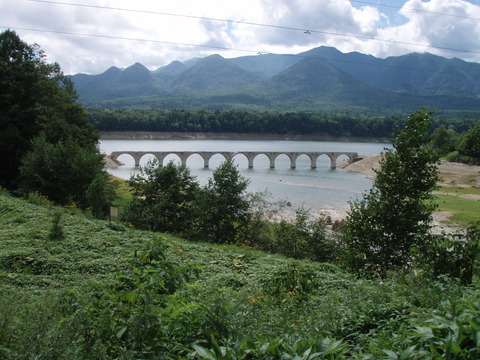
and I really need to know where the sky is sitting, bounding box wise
[1,0,480,74]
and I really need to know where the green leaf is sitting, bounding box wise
[193,345,218,360]
[116,327,127,339]
[382,350,398,359]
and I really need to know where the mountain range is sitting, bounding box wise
[70,46,480,116]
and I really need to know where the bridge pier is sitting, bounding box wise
[269,156,276,169]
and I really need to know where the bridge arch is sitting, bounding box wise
[203,152,231,168]
[291,153,313,169]
[112,153,136,166]
[184,153,205,168]
[158,153,182,166]
[231,153,249,169]
[271,153,290,169]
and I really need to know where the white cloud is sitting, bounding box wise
[367,0,480,60]
[1,0,479,74]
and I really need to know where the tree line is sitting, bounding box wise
[88,108,477,139]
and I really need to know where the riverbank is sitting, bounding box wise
[100,131,390,143]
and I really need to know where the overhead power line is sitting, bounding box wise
[351,0,480,21]
[28,0,480,22]
[22,0,480,56]
[0,26,263,54]
[0,24,472,78]
[3,21,480,57]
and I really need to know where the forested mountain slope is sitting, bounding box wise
[70,46,480,116]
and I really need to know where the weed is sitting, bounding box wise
[48,212,65,241]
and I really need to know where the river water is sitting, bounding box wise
[100,139,390,213]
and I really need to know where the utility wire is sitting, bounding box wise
[25,0,480,55]
[0,26,263,54]
[351,0,480,21]
[0,25,468,77]
[29,0,480,22]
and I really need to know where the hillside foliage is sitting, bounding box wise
[0,30,115,216]
[1,190,480,359]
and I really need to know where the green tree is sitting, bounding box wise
[457,120,480,164]
[430,124,457,155]
[18,135,105,207]
[0,30,98,189]
[86,172,117,219]
[0,30,113,214]
[124,160,199,234]
[341,108,439,277]
[193,160,250,244]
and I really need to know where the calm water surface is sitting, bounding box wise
[100,139,390,212]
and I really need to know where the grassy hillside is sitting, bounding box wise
[1,190,479,359]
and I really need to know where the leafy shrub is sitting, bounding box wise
[192,159,250,244]
[193,335,348,359]
[25,191,53,206]
[458,120,480,164]
[124,160,199,234]
[75,237,197,358]
[445,150,479,165]
[414,224,480,285]
[272,207,336,262]
[262,263,320,300]
[341,109,439,277]
[85,172,117,219]
[407,301,480,359]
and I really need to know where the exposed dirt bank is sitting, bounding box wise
[341,154,480,188]
[103,155,123,168]
[341,154,480,233]
[100,131,390,143]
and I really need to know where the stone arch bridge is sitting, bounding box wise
[110,150,360,169]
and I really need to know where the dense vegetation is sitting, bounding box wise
[1,191,480,359]
[0,30,115,216]
[89,108,478,139]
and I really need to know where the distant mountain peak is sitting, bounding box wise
[171,54,261,91]
[155,60,187,76]
[125,62,149,71]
